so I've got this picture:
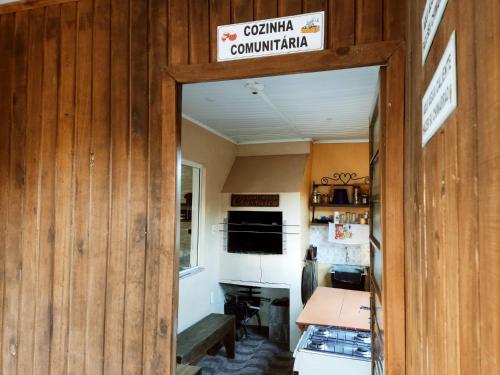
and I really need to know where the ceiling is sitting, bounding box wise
[182,66,380,144]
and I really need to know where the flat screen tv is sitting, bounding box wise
[227,210,283,255]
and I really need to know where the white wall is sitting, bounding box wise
[220,192,305,351]
[178,120,237,333]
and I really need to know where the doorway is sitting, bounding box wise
[163,44,405,374]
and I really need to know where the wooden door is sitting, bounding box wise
[369,47,405,375]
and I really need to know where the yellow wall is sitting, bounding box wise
[309,142,370,286]
[310,142,369,184]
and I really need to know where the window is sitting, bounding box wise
[179,161,202,274]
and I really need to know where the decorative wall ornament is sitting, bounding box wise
[320,172,369,186]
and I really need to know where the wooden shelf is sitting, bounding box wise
[310,221,369,226]
[310,203,370,208]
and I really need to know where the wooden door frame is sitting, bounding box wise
[162,41,406,374]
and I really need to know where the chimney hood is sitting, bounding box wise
[222,154,309,193]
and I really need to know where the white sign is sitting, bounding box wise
[217,12,324,62]
[422,0,449,64]
[422,31,457,147]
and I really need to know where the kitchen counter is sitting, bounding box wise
[296,287,370,331]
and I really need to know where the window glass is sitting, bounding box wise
[179,163,201,272]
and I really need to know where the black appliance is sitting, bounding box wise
[301,246,318,305]
[329,265,368,291]
[227,211,283,254]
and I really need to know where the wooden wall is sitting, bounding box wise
[168,0,405,65]
[405,0,499,374]
[0,0,177,373]
[0,0,404,374]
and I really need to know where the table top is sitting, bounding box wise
[296,287,371,331]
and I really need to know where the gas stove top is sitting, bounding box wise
[299,325,372,361]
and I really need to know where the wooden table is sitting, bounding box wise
[296,287,370,331]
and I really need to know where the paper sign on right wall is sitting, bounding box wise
[422,31,457,147]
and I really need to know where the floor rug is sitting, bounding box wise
[196,329,294,375]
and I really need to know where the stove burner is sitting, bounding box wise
[308,338,327,351]
[314,328,331,338]
[354,346,371,358]
[355,332,371,344]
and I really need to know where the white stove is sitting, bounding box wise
[293,325,372,375]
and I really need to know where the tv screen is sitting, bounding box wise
[227,211,283,254]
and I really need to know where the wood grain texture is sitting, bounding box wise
[209,0,230,62]
[159,75,182,375]
[277,0,301,16]
[231,0,253,23]
[0,0,76,15]
[0,13,15,375]
[142,0,168,373]
[0,1,405,374]
[404,0,499,374]
[382,45,405,375]
[189,0,210,64]
[328,0,355,49]
[355,0,382,44]
[253,0,277,20]
[0,0,172,373]
[16,8,44,375]
[383,0,405,41]
[168,0,189,65]
[33,6,60,373]
[50,4,77,373]
[85,0,110,373]
[476,0,500,373]
[167,41,401,83]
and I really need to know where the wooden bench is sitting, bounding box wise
[176,364,202,375]
[177,313,236,365]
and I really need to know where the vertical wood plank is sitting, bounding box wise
[50,3,77,374]
[143,0,168,371]
[122,0,148,372]
[84,0,110,373]
[253,0,277,20]
[383,0,405,41]
[454,1,480,374]
[189,0,210,64]
[209,0,230,62]
[16,8,45,375]
[0,13,15,374]
[231,0,253,23]
[158,76,181,375]
[476,1,500,374]
[104,0,129,371]
[168,0,189,65]
[33,5,60,374]
[67,0,93,373]
[404,0,425,373]
[355,0,382,44]
[302,0,326,12]
[328,0,355,49]
[277,0,301,16]
[7,13,29,374]
[383,45,406,375]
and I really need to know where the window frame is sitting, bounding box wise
[179,159,204,278]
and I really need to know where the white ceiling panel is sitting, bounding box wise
[182,66,379,144]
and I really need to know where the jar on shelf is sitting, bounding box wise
[353,185,361,205]
[312,188,320,204]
